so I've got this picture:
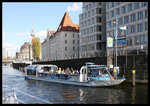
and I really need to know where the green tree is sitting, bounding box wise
[31,37,41,60]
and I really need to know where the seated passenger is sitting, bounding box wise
[62,69,65,74]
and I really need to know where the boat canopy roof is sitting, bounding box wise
[84,62,107,69]
[26,64,58,72]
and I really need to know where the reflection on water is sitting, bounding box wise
[2,66,148,104]
[131,86,136,104]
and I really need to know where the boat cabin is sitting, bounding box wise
[79,62,112,82]
[26,64,58,77]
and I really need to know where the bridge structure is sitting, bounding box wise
[2,60,14,66]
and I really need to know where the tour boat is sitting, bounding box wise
[24,63,125,87]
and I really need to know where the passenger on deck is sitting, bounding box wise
[49,68,52,74]
[65,68,70,75]
[58,68,62,74]
[62,69,65,74]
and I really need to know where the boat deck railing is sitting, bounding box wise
[2,85,52,104]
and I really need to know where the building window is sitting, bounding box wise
[92,18,95,24]
[96,16,101,23]
[92,2,95,8]
[121,6,126,14]
[65,47,67,51]
[73,40,75,44]
[130,38,132,46]
[131,25,136,34]
[89,3,92,9]
[128,3,132,12]
[137,23,143,32]
[73,33,75,37]
[137,11,143,20]
[65,33,67,37]
[97,43,101,50]
[130,13,136,22]
[133,25,136,33]
[65,40,67,44]
[135,36,140,45]
[133,14,136,22]
[111,10,114,17]
[92,9,95,16]
[73,47,75,51]
[127,15,129,23]
[143,35,147,44]
[140,23,143,32]
[97,34,102,40]
[145,22,148,31]
[116,8,120,15]
[140,35,144,44]
[144,2,147,6]
[67,26,72,30]
[107,22,111,28]
[134,2,140,10]
[106,2,109,9]
[112,2,114,7]
[145,10,148,18]
[65,54,67,58]
[127,26,129,34]
[97,25,101,32]
[88,11,91,17]
[117,2,120,5]
[96,8,101,14]
[106,12,109,20]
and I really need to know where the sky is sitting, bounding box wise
[2,2,82,57]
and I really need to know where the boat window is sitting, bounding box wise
[88,67,109,77]
[82,69,84,74]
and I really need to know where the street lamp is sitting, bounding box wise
[113,15,127,74]
[113,15,119,67]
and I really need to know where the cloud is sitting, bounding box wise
[35,30,47,42]
[3,42,20,57]
[16,32,31,39]
[67,2,82,12]
[16,30,47,42]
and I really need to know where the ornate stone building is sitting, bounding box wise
[16,42,32,61]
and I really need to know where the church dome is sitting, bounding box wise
[20,42,29,53]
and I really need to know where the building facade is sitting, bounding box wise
[41,12,79,61]
[79,2,106,58]
[106,2,148,56]
[16,42,32,61]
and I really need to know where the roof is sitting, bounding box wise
[56,12,79,32]
[49,30,56,33]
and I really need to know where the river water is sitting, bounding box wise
[2,66,148,104]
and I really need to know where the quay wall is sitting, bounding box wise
[12,54,147,82]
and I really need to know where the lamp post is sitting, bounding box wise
[113,15,127,76]
[113,15,119,67]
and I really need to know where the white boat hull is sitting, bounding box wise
[25,76,125,87]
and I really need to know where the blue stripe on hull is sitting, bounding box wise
[24,76,125,87]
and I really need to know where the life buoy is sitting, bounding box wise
[110,76,114,80]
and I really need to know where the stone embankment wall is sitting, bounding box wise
[12,54,147,82]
